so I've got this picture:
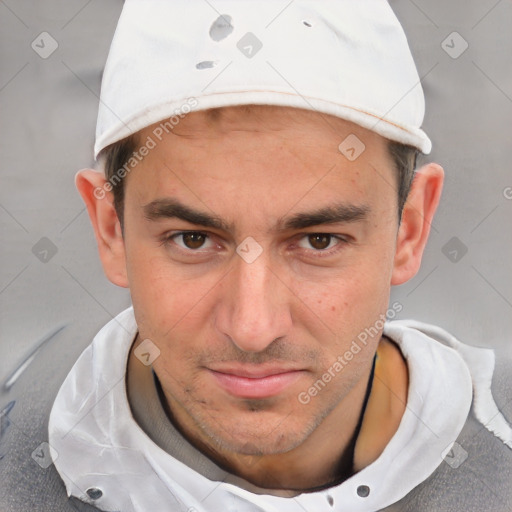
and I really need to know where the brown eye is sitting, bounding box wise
[307,234,332,250]
[181,232,207,249]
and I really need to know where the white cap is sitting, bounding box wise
[95,0,432,158]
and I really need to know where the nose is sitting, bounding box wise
[215,252,292,353]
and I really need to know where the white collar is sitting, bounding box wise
[49,307,474,512]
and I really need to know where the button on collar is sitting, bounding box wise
[357,485,370,497]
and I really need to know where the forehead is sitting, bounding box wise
[142,105,389,142]
[124,106,396,222]
[132,105,392,171]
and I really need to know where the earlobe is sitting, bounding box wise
[391,163,444,286]
[75,169,129,288]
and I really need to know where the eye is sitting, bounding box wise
[169,231,214,250]
[297,234,343,252]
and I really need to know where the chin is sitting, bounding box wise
[196,407,319,456]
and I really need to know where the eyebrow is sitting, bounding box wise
[143,198,370,232]
[278,203,370,230]
[144,199,232,231]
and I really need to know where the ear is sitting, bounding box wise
[391,163,444,286]
[75,169,129,288]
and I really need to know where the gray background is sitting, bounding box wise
[1,0,511,384]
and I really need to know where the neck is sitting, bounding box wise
[352,337,409,471]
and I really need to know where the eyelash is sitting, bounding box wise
[297,235,349,257]
[162,231,215,252]
[162,231,349,257]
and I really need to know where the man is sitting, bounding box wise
[2,1,511,511]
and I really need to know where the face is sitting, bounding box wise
[122,107,400,456]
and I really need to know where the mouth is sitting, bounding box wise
[207,365,305,399]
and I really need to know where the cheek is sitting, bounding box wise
[294,262,391,337]
[126,246,193,336]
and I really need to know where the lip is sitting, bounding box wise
[207,366,305,399]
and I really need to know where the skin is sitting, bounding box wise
[76,106,443,491]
